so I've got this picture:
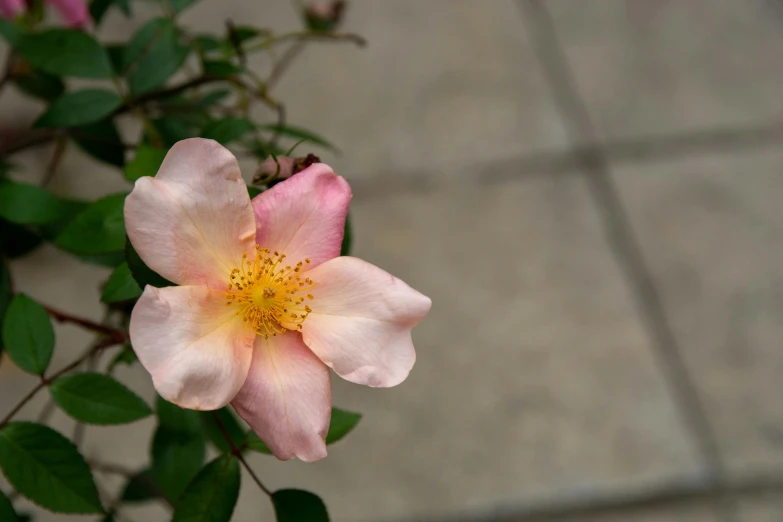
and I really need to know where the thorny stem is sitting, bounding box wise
[211,411,272,497]
[0,336,124,428]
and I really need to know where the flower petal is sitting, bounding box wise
[301,257,431,388]
[0,0,25,18]
[231,333,331,462]
[252,163,351,269]
[130,285,255,410]
[46,0,90,27]
[124,138,256,289]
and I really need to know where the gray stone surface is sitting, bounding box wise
[525,502,718,522]
[738,492,783,522]
[611,149,783,479]
[547,0,783,143]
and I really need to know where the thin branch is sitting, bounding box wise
[211,411,272,497]
[267,40,306,89]
[247,30,366,52]
[43,305,129,341]
[0,337,124,428]
[41,137,67,188]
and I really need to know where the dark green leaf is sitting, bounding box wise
[168,0,198,14]
[16,30,113,79]
[0,19,21,46]
[199,408,245,453]
[243,431,270,454]
[260,124,337,152]
[38,199,88,241]
[0,422,102,513]
[152,397,205,501]
[123,18,169,68]
[120,468,160,503]
[123,145,167,182]
[105,44,126,75]
[89,0,113,25]
[325,407,361,444]
[0,220,42,259]
[247,185,262,198]
[196,89,230,107]
[50,372,152,425]
[107,344,138,374]
[194,35,220,52]
[202,117,254,145]
[0,489,19,522]
[35,89,122,128]
[0,262,10,356]
[172,456,240,522]
[202,60,243,77]
[0,180,71,225]
[101,262,142,303]
[1,294,53,375]
[128,22,189,95]
[55,193,126,254]
[13,68,65,102]
[125,237,174,289]
[150,117,192,147]
[71,119,125,167]
[340,213,352,256]
[272,489,329,522]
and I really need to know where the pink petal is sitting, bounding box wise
[231,333,331,462]
[47,0,90,27]
[252,163,350,269]
[0,0,24,18]
[301,257,431,387]
[130,285,255,410]
[124,138,256,289]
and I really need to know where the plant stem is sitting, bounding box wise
[210,411,272,497]
[43,305,129,341]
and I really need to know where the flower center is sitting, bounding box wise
[225,245,315,339]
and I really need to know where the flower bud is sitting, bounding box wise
[304,1,345,32]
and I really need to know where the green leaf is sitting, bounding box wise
[244,431,271,454]
[202,117,254,145]
[13,68,65,102]
[16,29,113,79]
[107,344,138,374]
[152,397,205,501]
[35,89,122,129]
[260,124,337,152]
[168,0,199,14]
[230,26,267,44]
[196,89,230,107]
[89,0,130,25]
[125,237,174,289]
[340,213,352,256]
[0,220,42,259]
[0,262,10,356]
[150,117,192,146]
[172,455,240,522]
[0,422,102,513]
[50,372,152,425]
[55,193,126,254]
[1,294,53,375]
[101,262,142,303]
[325,407,361,444]
[202,60,243,77]
[105,44,126,75]
[123,18,169,68]
[0,180,70,225]
[120,468,160,503]
[0,489,19,522]
[199,408,245,453]
[123,145,167,182]
[247,185,262,198]
[194,35,221,52]
[128,22,189,95]
[71,119,125,167]
[272,489,329,522]
[0,19,22,46]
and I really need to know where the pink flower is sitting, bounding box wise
[125,138,431,462]
[0,0,90,27]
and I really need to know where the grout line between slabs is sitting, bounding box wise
[515,1,737,521]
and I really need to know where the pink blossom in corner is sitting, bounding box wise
[0,0,90,27]
[0,0,24,19]
[125,138,431,462]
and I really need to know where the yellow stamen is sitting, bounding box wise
[224,245,315,339]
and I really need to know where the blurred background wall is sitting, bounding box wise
[1,1,783,521]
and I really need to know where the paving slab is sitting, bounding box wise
[610,149,783,480]
[545,0,783,143]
